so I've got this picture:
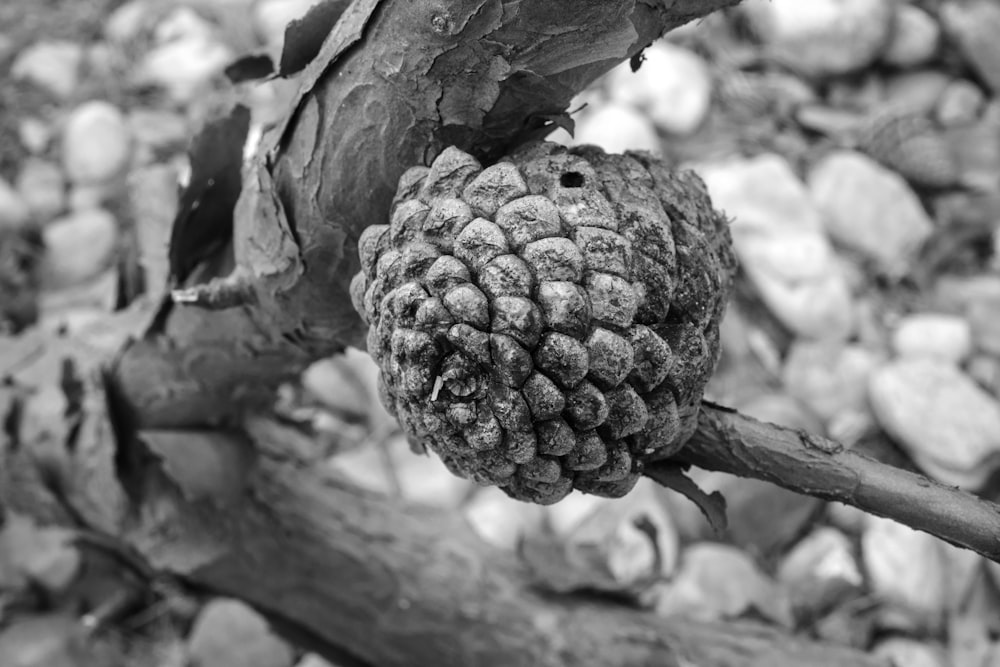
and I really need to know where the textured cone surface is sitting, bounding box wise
[352,142,737,504]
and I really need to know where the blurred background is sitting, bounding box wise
[2,0,1000,665]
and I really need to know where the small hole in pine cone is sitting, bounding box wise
[560,172,585,188]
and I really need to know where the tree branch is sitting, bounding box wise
[665,403,1000,560]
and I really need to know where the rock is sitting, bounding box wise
[68,183,116,212]
[968,354,1000,398]
[0,177,31,229]
[254,0,320,46]
[883,70,951,115]
[572,104,661,154]
[16,159,65,223]
[10,41,84,99]
[606,42,711,136]
[188,599,295,667]
[154,6,216,44]
[891,313,972,364]
[62,101,132,185]
[734,392,823,433]
[862,516,948,623]
[128,108,189,150]
[18,117,52,154]
[808,150,933,274]
[296,656,338,667]
[941,0,1000,95]
[869,359,1000,488]
[697,154,853,339]
[936,79,985,127]
[41,209,118,288]
[739,0,894,78]
[777,527,862,614]
[945,113,1000,191]
[104,0,152,43]
[874,639,948,667]
[464,487,543,550]
[882,4,940,68]
[782,340,882,425]
[136,33,233,104]
[967,293,1000,357]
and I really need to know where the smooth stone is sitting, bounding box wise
[882,4,940,68]
[572,104,661,155]
[254,0,320,47]
[0,177,31,229]
[18,117,52,154]
[777,527,862,613]
[135,36,233,104]
[62,101,132,185]
[874,639,948,667]
[188,599,295,667]
[808,150,933,274]
[891,312,972,364]
[11,40,84,99]
[869,359,1000,488]
[41,209,118,288]
[739,0,894,78]
[607,42,712,136]
[862,516,948,622]
[783,340,882,422]
[941,0,1000,95]
[697,154,854,339]
[936,79,985,127]
[16,158,65,223]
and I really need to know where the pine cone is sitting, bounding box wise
[351,142,736,504]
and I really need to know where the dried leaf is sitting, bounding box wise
[519,480,678,596]
[141,430,255,506]
[168,105,250,284]
[224,53,275,84]
[655,542,793,626]
[278,0,351,77]
[644,461,727,533]
[0,513,80,595]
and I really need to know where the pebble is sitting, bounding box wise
[17,117,52,154]
[808,150,933,275]
[254,0,320,47]
[10,40,84,99]
[869,359,1000,488]
[782,340,882,423]
[891,313,972,364]
[296,656,339,667]
[188,599,295,667]
[128,108,189,150]
[941,0,1000,95]
[104,0,153,43]
[136,35,233,104]
[883,70,951,115]
[738,0,894,78]
[882,4,940,68]
[967,293,1000,357]
[777,527,862,613]
[464,487,543,550]
[16,158,65,223]
[862,516,947,622]
[945,113,1000,191]
[874,639,948,667]
[936,79,985,127]
[734,392,823,433]
[606,42,712,136]
[62,101,132,185]
[0,177,31,229]
[572,104,661,155]
[697,154,853,339]
[41,209,118,288]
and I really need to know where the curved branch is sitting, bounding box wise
[663,403,1000,559]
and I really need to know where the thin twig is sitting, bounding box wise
[651,402,1000,561]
